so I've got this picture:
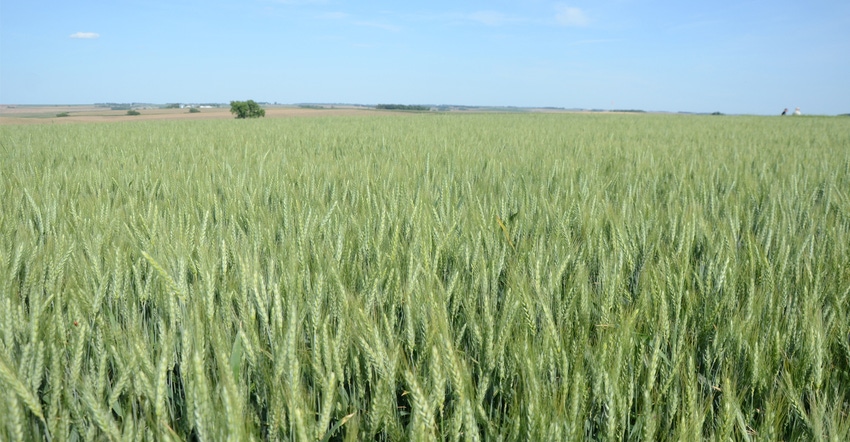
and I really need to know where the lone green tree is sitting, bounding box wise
[229,100,266,119]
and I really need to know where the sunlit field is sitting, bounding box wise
[1,113,849,440]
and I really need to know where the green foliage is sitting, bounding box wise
[1,114,849,440]
[55,112,70,117]
[376,104,430,111]
[126,109,140,116]
[188,107,201,113]
[229,100,265,119]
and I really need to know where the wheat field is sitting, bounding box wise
[1,113,849,440]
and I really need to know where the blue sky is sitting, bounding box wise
[1,1,848,114]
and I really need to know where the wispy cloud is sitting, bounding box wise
[70,32,100,39]
[316,10,400,31]
[555,5,589,27]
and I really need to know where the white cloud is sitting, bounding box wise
[316,11,399,31]
[70,32,100,39]
[555,6,589,27]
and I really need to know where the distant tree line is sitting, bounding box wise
[165,103,223,109]
[96,102,144,110]
[95,102,223,110]
[376,104,430,111]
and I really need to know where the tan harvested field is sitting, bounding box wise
[0,105,393,125]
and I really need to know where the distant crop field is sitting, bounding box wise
[1,114,849,440]
[0,105,389,125]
